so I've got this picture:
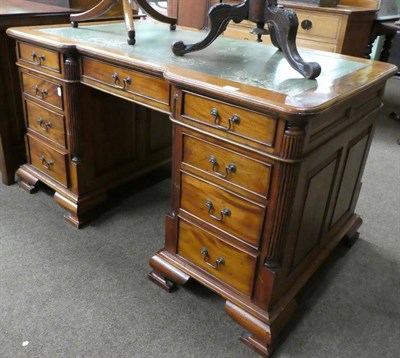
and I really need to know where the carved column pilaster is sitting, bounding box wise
[265,123,305,268]
[64,55,82,164]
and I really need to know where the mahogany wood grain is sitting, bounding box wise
[0,0,72,185]
[181,133,272,199]
[6,21,397,356]
[25,100,67,148]
[177,219,258,296]
[28,135,69,187]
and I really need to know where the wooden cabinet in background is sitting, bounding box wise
[168,0,221,29]
[223,1,377,57]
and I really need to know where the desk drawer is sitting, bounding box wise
[21,72,63,110]
[182,134,271,198]
[179,92,276,147]
[178,219,257,295]
[18,42,61,73]
[82,57,170,110]
[28,135,69,187]
[25,101,66,148]
[180,173,265,247]
[296,10,342,43]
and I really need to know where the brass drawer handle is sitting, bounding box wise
[208,155,236,178]
[200,247,225,270]
[34,85,48,99]
[37,117,52,131]
[205,199,231,222]
[210,108,240,132]
[39,155,54,170]
[111,72,132,90]
[31,51,45,65]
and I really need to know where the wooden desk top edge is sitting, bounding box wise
[6,21,397,116]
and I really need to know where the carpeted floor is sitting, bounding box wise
[0,77,399,358]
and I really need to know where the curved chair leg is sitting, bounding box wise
[70,0,117,28]
[265,2,321,79]
[135,0,177,29]
[172,1,249,56]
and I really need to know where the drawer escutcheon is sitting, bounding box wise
[200,247,225,270]
[30,51,46,65]
[208,155,237,178]
[39,155,54,170]
[37,117,52,132]
[205,199,231,222]
[34,85,48,99]
[111,72,132,90]
[210,108,241,132]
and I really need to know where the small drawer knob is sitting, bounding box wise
[301,20,313,31]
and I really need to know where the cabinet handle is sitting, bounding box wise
[31,51,45,65]
[208,155,236,178]
[39,155,54,170]
[34,85,48,99]
[205,199,231,222]
[37,117,52,131]
[200,247,225,270]
[301,20,313,31]
[210,108,240,132]
[111,72,132,90]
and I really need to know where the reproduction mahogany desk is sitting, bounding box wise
[7,20,396,356]
[0,0,73,186]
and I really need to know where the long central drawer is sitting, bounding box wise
[81,57,170,112]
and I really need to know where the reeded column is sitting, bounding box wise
[265,123,305,268]
[64,55,82,164]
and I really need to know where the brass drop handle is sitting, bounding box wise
[208,155,236,178]
[210,108,240,132]
[39,155,54,169]
[37,117,52,131]
[200,247,225,270]
[34,85,48,99]
[205,199,231,222]
[31,51,45,65]
[111,72,132,90]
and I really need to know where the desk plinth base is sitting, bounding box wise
[17,164,107,228]
[149,214,362,356]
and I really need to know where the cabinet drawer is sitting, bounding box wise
[21,72,63,110]
[25,101,66,148]
[18,42,61,73]
[180,173,265,247]
[28,135,69,187]
[296,10,342,43]
[182,134,271,198]
[180,92,276,147]
[178,220,257,295]
[82,57,170,111]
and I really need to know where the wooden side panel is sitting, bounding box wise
[291,157,337,268]
[331,132,370,226]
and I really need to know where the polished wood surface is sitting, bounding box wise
[0,0,72,185]
[223,1,377,57]
[7,20,397,356]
